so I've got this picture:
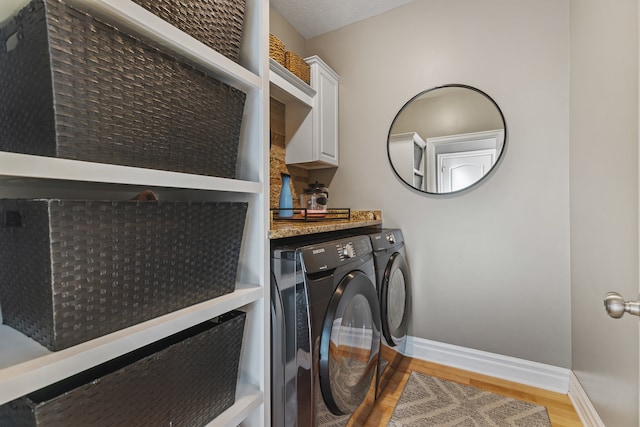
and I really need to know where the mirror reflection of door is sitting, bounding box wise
[426,129,504,192]
[438,149,496,193]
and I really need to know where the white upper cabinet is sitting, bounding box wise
[283,55,340,169]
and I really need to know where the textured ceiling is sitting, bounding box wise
[270,0,415,39]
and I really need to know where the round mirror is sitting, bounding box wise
[387,84,506,194]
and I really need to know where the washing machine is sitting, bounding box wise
[367,228,412,398]
[271,234,381,427]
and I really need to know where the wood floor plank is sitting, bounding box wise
[362,355,583,426]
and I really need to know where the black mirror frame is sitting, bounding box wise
[387,84,507,195]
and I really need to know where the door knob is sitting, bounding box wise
[604,292,640,318]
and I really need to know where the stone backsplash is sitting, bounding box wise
[270,98,309,209]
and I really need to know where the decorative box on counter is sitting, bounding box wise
[0,0,245,178]
[0,311,246,426]
[0,198,248,351]
[131,0,246,63]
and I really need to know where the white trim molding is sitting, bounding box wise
[568,372,606,427]
[404,336,571,393]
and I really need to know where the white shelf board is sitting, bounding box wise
[206,384,263,427]
[0,284,263,405]
[269,58,315,107]
[65,0,261,93]
[0,152,262,193]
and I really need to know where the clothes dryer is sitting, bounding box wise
[271,234,381,427]
[368,229,412,398]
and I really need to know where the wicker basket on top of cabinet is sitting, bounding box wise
[285,50,310,84]
[269,33,286,66]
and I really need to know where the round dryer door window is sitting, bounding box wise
[382,252,411,346]
[319,271,381,415]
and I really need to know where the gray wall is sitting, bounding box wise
[305,0,572,368]
[0,0,28,23]
[570,0,639,425]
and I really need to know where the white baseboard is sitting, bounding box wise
[568,371,606,427]
[404,336,571,394]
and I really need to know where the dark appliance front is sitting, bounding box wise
[369,229,412,398]
[271,235,381,427]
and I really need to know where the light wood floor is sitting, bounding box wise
[363,355,584,426]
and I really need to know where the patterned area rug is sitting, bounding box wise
[389,372,552,426]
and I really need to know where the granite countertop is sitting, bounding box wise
[268,210,382,239]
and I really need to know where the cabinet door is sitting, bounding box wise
[284,56,339,168]
[314,63,339,166]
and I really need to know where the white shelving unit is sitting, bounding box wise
[389,132,426,191]
[269,58,316,107]
[269,58,316,180]
[0,0,269,426]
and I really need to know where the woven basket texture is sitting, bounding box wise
[269,33,285,66]
[0,199,248,351]
[0,311,246,426]
[0,0,246,178]
[285,51,310,84]
[131,0,246,63]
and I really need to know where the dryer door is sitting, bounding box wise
[319,270,381,415]
[381,252,411,347]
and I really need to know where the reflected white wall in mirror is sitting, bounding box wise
[388,84,506,194]
[0,0,29,23]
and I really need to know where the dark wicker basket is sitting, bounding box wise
[130,0,246,63]
[0,0,246,178]
[0,198,248,351]
[0,311,246,426]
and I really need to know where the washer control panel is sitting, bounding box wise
[298,235,372,273]
[337,242,356,260]
[335,237,370,262]
[370,229,403,251]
